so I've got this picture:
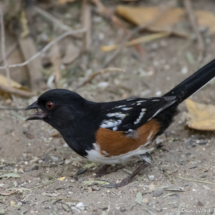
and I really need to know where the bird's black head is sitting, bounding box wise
[26,89,86,129]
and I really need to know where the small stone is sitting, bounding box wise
[17,202,22,206]
[148,175,155,180]
[0,208,5,215]
[197,200,204,207]
[151,43,158,50]
[153,188,164,197]
[160,40,167,47]
[120,207,126,212]
[155,91,162,96]
[156,208,162,212]
[76,202,85,210]
[181,67,188,74]
[31,165,39,171]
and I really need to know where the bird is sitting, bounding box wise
[26,59,215,188]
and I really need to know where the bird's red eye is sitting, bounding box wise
[46,102,54,110]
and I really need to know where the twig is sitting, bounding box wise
[0,5,11,86]
[102,47,123,68]
[0,4,19,106]
[80,0,91,70]
[92,0,127,31]
[19,36,43,90]
[0,84,35,98]
[102,32,170,51]
[81,0,91,53]
[34,6,74,33]
[0,28,86,70]
[32,180,55,190]
[102,4,173,67]
[50,44,61,83]
[183,0,204,51]
[77,67,125,89]
[179,176,215,185]
[0,43,18,65]
[92,0,143,54]
[0,106,25,110]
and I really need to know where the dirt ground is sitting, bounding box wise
[1,0,215,215]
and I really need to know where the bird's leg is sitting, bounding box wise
[104,162,149,188]
[104,153,152,188]
[95,164,110,177]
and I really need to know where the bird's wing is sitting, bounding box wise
[100,96,177,133]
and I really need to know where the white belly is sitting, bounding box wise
[86,143,153,164]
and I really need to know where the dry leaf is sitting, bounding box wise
[0,173,20,178]
[185,99,215,130]
[58,177,65,181]
[101,32,170,52]
[82,180,109,185]
[62,43,80,64]
[49,130,62,138]
[116,6,184,28]
[50,44,61,83]
[20,10,29,38]
[196,11,215,34]
[148,183,155,191]
[0,74,30,98]
[116,6,187,36]
[0,74,28,90]
[136,192,143,204]
[116,6,215,36]
[58,0,75,4]
[0,191,16,196]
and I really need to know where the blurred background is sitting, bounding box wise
[0,0,215,214]
[1,0,215,104]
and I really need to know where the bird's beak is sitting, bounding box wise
[25,101,46,120]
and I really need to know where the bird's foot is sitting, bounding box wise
[95,164,110,178]
[102,162,149,188]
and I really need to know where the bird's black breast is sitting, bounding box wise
[57,104,103,157]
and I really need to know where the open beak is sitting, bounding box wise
[25,101,46,120]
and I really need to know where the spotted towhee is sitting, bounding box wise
[26,59,215,187]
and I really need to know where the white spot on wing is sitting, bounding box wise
[122,107,132,110]
[100,119,122,129]
[134,108,146,124]
[136,100,146,106]
[107,112,126,118]
[113,105,126,109]
[113,126,117,131]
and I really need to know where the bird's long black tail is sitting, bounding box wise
[164,59,215,103]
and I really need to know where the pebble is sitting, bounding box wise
[148,175,155,180]
[181,67,188,74]
[160,40,167,47]
[153,188,164,197]
[98,82,109,88]
[151,43,158,50]
[0,208,5,215]
[156,91,162,96]
[50,156,59,161]
[120,206,126,212]
[76,202,85,210]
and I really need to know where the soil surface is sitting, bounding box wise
[1,1,215,215]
